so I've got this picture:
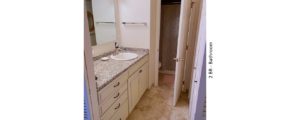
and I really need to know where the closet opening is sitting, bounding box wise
[158,0,181,75]
[157,0,190,115]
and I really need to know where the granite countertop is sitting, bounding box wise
[93,48,149,91]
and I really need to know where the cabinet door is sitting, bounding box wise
[138,63,149,99]
[128,72,139,113]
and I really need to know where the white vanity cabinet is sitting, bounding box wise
[128,56,149,112]
[128,62,149,112]
[97,55,149,120]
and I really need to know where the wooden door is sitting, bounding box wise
[173,0,192,106]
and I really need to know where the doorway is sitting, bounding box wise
[155,0,202,107]
[158,0,189,107]
[158,0,193,107]
[158,0,181,74]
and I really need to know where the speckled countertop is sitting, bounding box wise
[93,48,149,91]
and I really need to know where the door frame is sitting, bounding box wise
[84,6,101,120]
[149,0,161,87]
[188,0,206,119]
[173,0,194,106]
[183,0,202,94]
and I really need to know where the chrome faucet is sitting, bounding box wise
[114,42,122,55]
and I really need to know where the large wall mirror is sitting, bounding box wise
[85,0,117,46]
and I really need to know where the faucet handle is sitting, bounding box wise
[115,42,119,49]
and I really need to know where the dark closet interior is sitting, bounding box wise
[159,0,181,72]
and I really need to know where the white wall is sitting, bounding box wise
[150,0,160,87]
[184,0,201,91]
[118,0,151,49]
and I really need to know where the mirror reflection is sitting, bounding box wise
[85,0,117,46]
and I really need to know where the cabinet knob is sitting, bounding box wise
[139,69,143,73]
[115,103,121,110]
[114,82,120,87]
[95,76,98,80]
[114,93,120,99]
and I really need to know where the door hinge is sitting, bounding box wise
[191,2,195,8]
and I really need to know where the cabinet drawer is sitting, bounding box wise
[99,72,128,104]
[101,91,128,120]
[111,99,129,120]
[128,55,149,76]
[100,84,127,115]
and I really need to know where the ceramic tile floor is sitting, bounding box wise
[127,73,189,120]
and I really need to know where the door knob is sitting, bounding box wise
[173,58,185,62]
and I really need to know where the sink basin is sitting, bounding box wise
[111,52,138,61]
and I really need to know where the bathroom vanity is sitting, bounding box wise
[94,48,149,120]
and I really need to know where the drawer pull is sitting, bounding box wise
[114,93,120,99]
[115,103,121,110]
[114,82,120,87]
[139,69,143,73]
